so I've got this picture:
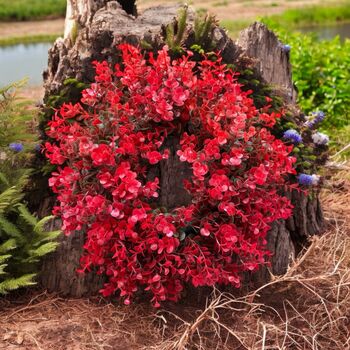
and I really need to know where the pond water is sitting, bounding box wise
[0,42,51,87]
[0,22,349,88]
[299,22,350,41]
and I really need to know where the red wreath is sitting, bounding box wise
[45,44,297,306]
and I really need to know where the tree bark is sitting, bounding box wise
[39,1,324,296]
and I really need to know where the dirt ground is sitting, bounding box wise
[0,19,64,39]
[0,165,349,349]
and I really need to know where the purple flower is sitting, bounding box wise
[283,44,291,53]
[305,111,326,128]
[298,174,313,186]
[9,143,24,152]
[312,132,329,145]
[34,144,42,152]
[298,173,320,186]
[283,129,302,144]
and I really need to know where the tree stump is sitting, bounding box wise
[39,0,324,296]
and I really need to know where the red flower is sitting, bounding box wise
[172,86,189,106]
[91,144,115,166]
[177,146,197,163]
[128,208,147,225]
[200,222,213,237]
[45,44,297,307]
[193,161,208,180]
[145,150,169,164]
[251,164,268,185]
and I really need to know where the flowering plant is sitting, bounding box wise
[45,44,298,306]
[279,109,328,186]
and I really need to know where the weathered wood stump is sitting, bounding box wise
[40,0,324,296]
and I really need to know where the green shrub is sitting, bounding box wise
[264,4,350,28]
[0,171,59,294]
[289,34,349,129]
[262,20,350,153]
[0,82,59,294]
[0,81,38,150]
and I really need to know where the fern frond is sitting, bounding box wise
[165,5,189,54]
[27,242,58,261]
[33,230,61,246]
[0,187,19,214]
[0,215,24,242]
[16,203,38,228]
[0,254,11,265]
[0,239,17,254]
[33,215,54,235]
[0,172,10,188]
[0,263,9,275]
[0,273,36,294]
[14,170,31,190]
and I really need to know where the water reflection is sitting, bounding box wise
[299,22,350,41]
[0,42,51,87]
[0,22,349,88]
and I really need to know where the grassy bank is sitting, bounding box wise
[0,0,66,21]
[0,34,60,47]
[221,2,350,36]
[220,19,250,36]
[264,3,350,28]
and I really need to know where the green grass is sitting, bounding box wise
[0,0,66,21]
[213,0,229,7]
[221,2,350,37]
[262,3,350,28]
[0,34,60,47]
[329,125,350,159]
[220,19,250,37]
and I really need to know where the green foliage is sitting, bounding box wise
[165,6,189,54]
[263,3,350,28]
[0,81,38,152]
[193,12,217,49]
[0,82,59,295]
[220,19,250,37]
[164,6,218,57]
[0,0,66,21]
[289,35,350,129]
[0,171,59,294]
[262,19,350,153]
[44,78,88,113]
[328,124,350,159]
[0,34,59,47]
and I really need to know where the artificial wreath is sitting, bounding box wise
[45,44,298,306]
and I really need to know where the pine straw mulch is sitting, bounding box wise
[1,166,350,350]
